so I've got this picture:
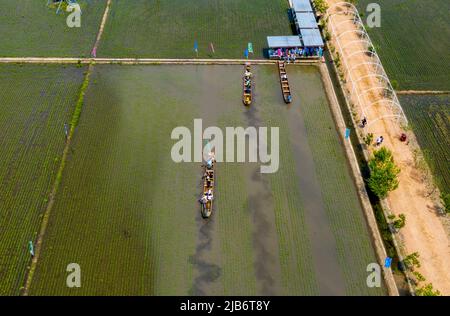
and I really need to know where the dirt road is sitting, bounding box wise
[325,0,450,295]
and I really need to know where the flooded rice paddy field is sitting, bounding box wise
[28,64,385,295]
[0,64,87,295]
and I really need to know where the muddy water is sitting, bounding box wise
[187,65,284,295]
[243,82,283,295]
[157,65,350,295]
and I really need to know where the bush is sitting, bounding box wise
[391,79,400,90]
[368,147,401,198]
[364,133,374,146]
[387,213,406,230]
[412,271,426,283]
[416,283,441,296]
[403,252,420,270]
[440,192,450,214]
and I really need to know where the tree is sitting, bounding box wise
[416,283,441,296]
[368,147,401,198]
[312,0,329,14]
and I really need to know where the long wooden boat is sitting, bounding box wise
[200,153,215,219]
[243,63,253,106]
[278,61,292,103]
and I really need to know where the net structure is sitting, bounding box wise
[324,2,408,132]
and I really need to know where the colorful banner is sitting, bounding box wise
[384,257,392,268]
[345,128,351,139]
[28,241,34,257]
[248,42,253,54]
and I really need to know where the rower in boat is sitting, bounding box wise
[243,64,253,106]
[200,152,216,218]
[278,61,292,104]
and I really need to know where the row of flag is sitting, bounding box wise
[194,41,253,58]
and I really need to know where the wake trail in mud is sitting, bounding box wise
[244,86,282,295]
[189,66,224,295]
[189,214,222,295]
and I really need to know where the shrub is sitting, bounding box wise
[364,133,374,146]
[387,213,406,230]
[312,0,329,14]
[412,271,426,283]
[440,192,450,214]
[416,283,441,296]
[391,79,400,90]
[403,252,420,270]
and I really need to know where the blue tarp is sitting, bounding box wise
[292,0,313,12]
[300,28,324,47]
[267,36,302,48]
[295,12,318,29]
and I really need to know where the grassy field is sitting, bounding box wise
[98,0,293,58]
[358,0,450,90]
[28,65,384,295]
[0,64,86,295]
[0,0,106,57]
[400,94,450,194]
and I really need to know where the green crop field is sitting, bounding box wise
[358,0,450,90]
[0,64,86,295]
[98,0,293,58]
[28,65,384,295]
[401,94,450,194]
[0,0,106,57]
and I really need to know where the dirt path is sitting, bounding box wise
[326,0,450,295]
[91,0,112,56]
